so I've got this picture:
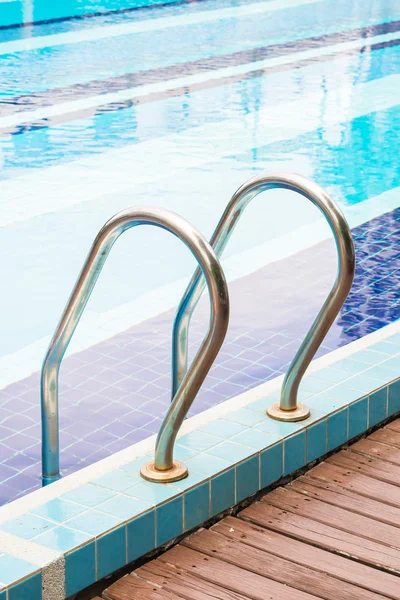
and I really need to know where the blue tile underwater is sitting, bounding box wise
[3,205,400,503]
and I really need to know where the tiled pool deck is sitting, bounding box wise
[0,319,398,599]
[1,206,400,504]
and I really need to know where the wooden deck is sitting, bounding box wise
[102,418,400,600]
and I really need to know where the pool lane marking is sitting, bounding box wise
[0,0,322,56]
[2,18,400,122]
[0,185,399,393]
[0,72,399,227]
[1,29,399,133]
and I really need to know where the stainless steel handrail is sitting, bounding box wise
[172,173,355,422]
[41,207,229,485]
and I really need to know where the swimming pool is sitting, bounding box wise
[1,0,400,504]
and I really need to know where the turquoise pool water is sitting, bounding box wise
[0,0,400,503]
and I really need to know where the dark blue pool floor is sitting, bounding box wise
[1,206,400,504]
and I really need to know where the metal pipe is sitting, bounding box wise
[172,173,355,421]
[41,207,229,485]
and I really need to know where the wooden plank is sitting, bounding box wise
[262,486,400,548]
[386,420,400,433]
[327,449,400,486]
[137,560,250,600]
[157,544,321,600]
[103,573,171,600]
[213,516,400,600]
[369,428,400,449]
[182,526,386,600]
[103,575,171,600]
[350,439,400,465]
[241,501,400,574]
[309,461,400,507]
[290,475,400,527]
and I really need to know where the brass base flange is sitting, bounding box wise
[266,403,310,422]
[140,460,188,483]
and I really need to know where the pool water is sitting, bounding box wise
[0,0,400,504]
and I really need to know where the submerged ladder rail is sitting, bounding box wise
[41,206,229,485]
[172,172,355,422]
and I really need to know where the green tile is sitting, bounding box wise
[224,408,265,427]
[177,431,220,453]
[97,526,126,580]
[349,397,368,439]
[206,440,253,463]
[156,497,183,547]
[327,408,349,451]
[369,388,387,427]
[388,379,400,416]
[231,429,281,451]
[62,483,115,508]
[32,498,86,523]
[97,495,151,520]
[211,469,235,515]
[0,514,54,540]
[284,432,306,475]
[184,482,210,531]
[198,419,246,438]
[260,443,283,488]
[127,511,155,563]
[307,420,327,463]
[34,525,91,553]
[236,455,259,503]
[8,572,41,600]
[65,542,95,597]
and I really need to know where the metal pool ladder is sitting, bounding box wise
[172,172,355,422]
[41,206,229,486]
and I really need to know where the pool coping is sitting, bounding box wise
[0,319,399,599]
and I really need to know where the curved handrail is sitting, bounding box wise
[41,207,229,485]
[172,173,355,420]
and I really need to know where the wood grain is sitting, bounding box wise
[387,421,400,433]
[242,501,400,573]
[158,544,321,600]
[327,449,400,485]
[290,475,400,527]
[137,560,251,600]
[350,438,400,465]
[212,516,400,599]
[308,461,400,507]
[182,527,386,600]
[103,419,400,600]
[262,486,400,548]
[369,429,400,449]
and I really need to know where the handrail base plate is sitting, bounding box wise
[266,403,310,422]
[140,460,188,483]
